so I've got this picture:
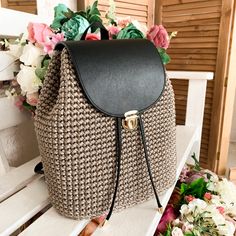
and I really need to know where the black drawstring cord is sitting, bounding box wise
[103,117,122,225]
[138,115,163,211]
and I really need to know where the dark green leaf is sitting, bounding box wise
[191,153,201,171]
[63,8,75,19]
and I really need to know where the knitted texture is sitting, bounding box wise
[35,49,177,219]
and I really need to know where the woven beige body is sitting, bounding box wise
[35,49,176,219]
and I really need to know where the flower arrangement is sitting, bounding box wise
[1,0,176,114]
[156,154,236,236]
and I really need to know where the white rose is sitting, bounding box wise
[16,64,42,94]
[7,43,23,58]
[20,43,45,67]
[171,227,184,236]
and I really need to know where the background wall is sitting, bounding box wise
[37,0,77,21]
[231,92,236,142]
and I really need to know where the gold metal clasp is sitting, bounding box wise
[122,110,139,131]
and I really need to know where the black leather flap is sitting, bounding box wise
[55,39,166,117]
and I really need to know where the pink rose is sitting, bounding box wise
[26,92,39,106]
[107,25,120,38]
[147,25,169,49]
[27,22,54,46]
[184,195,195,203]
[204,192,212,201]
[85,33,100,41]
[117,16,131,28]
[156,204,178,233]
[43,33,64,55]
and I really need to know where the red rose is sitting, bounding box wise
[85,33,100,40]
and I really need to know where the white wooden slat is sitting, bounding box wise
[93,125,198,236]
[0,177,49,236]
[19,208,89,236]
[0,156,41,202]
[0,97,30,130]
[167,70,214,80]
[185,79,208,161]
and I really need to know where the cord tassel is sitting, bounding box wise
[138,115,162,210]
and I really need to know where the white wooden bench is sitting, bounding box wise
[0,6,214,236]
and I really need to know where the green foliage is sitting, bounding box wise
[157,48,171,65]
[162,224,172,236]
[184,232,196,236]
[191,153,201,171]
[23,100,36,113]
[77,0,102,31]
[117,23,144,39]
[35,58,50,81]
[51,4,70,30]
[180,178,208,201]
[61,15,89,40]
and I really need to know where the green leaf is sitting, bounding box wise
[117,23,144,39]
[191,153,201,171]
[180,183,188,194]
[180,177,208,200]
[184,232,195,236]
[157,48,171,65]
[89,0,99,15]
[35,57,50,81]
[51,4,70,30]
[89,15,102,24]
[83,0,103,26]
[23,100,36,113]
[35,67,46,80]
[63,8,75,19]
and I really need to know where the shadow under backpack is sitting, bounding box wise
[34,23,176,223]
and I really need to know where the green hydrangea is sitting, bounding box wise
[51,4,69,30]
[117,23,144,39]
[62,15,89,40]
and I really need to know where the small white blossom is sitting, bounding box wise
[171,227,184,236]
